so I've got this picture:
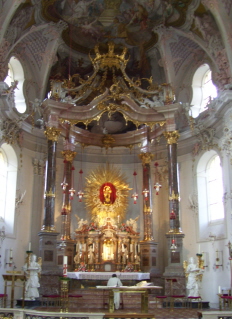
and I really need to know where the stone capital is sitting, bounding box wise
[61,150,77,162]
[44,126,61,141]
[138,152,154,165]
[163,130,180,144]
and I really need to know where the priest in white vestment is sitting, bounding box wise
[107,274,123,309]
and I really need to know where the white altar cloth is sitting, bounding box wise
[67,272,150,281]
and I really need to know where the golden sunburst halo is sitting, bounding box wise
[84,164,130,225]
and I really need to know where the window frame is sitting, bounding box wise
[191,64,217,118]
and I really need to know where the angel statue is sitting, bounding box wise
[126,216,139,232]
[183,257,204,297]
[75,215,88,232]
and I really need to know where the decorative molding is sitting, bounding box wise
[195,123,216,151]
[0,118,22,145]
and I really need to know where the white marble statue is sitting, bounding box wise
[186,257,204,297]
[22,254,42,300]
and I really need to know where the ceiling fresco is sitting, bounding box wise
[42,0,194,53]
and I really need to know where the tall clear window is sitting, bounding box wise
[0,144,18,235]
[191,64,218,117]
[0,151,7,218]
[206,155,224,221]
[197,150,225,241]
[201,69,217,112]
[4,56,26,113]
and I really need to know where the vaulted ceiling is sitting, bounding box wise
[0,0,231,153]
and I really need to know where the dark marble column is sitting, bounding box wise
[139,152,154,241]
[60,150,76,240]
[138,152,160,275]
[163,130,181,233]
[163,130,185,293]
[41,126,61,231]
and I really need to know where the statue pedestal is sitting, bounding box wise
[140,241,161,275]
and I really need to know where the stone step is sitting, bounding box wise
[67,290,162,309]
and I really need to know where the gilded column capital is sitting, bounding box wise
[163,130,180,144]
[138,152,154,166]
[169,190,180,201]
[61,150,77,162]
[44,126,61,142]
[44,188,55,198]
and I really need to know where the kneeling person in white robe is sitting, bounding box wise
[107,274,122,309]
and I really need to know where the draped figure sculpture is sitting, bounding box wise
[22,254,42,300]
[185,257,204,297]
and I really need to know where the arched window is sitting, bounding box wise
[0,143,18,235]
[5,56,26,113]
[197,150,225,240]
[0,150,7,218]
[206,155,224,221]
[191,64,217,118]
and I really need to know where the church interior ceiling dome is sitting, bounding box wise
[1,0,231,152]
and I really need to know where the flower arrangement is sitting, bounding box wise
[124,262,134,272]
[77,262,87,272]
[88,222,98,231]
[120,223,133,233]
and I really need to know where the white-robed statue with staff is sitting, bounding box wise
[22,254,42,300]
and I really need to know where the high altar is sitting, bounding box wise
[74,217,140,272]
[73,165,141,272]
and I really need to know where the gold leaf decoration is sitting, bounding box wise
[84,164,130,225]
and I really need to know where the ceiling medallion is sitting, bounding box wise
[84,164,130,225]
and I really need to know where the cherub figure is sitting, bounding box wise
[75,215,88,232]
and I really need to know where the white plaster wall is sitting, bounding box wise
[0,147,35,299]
[178,149,232,308]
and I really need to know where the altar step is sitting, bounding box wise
[68,289,163,310]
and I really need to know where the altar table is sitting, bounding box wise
[96,285,162,313]
[67,272,150,281]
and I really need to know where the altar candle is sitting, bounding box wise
[122,244,124,252]
[80,243,82,251]
[198,244,201,254]
[218,286,221,294]
[28,242,31,251]
[10,249,13,258]
[63,256,68,277]
[138,244,140,253]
